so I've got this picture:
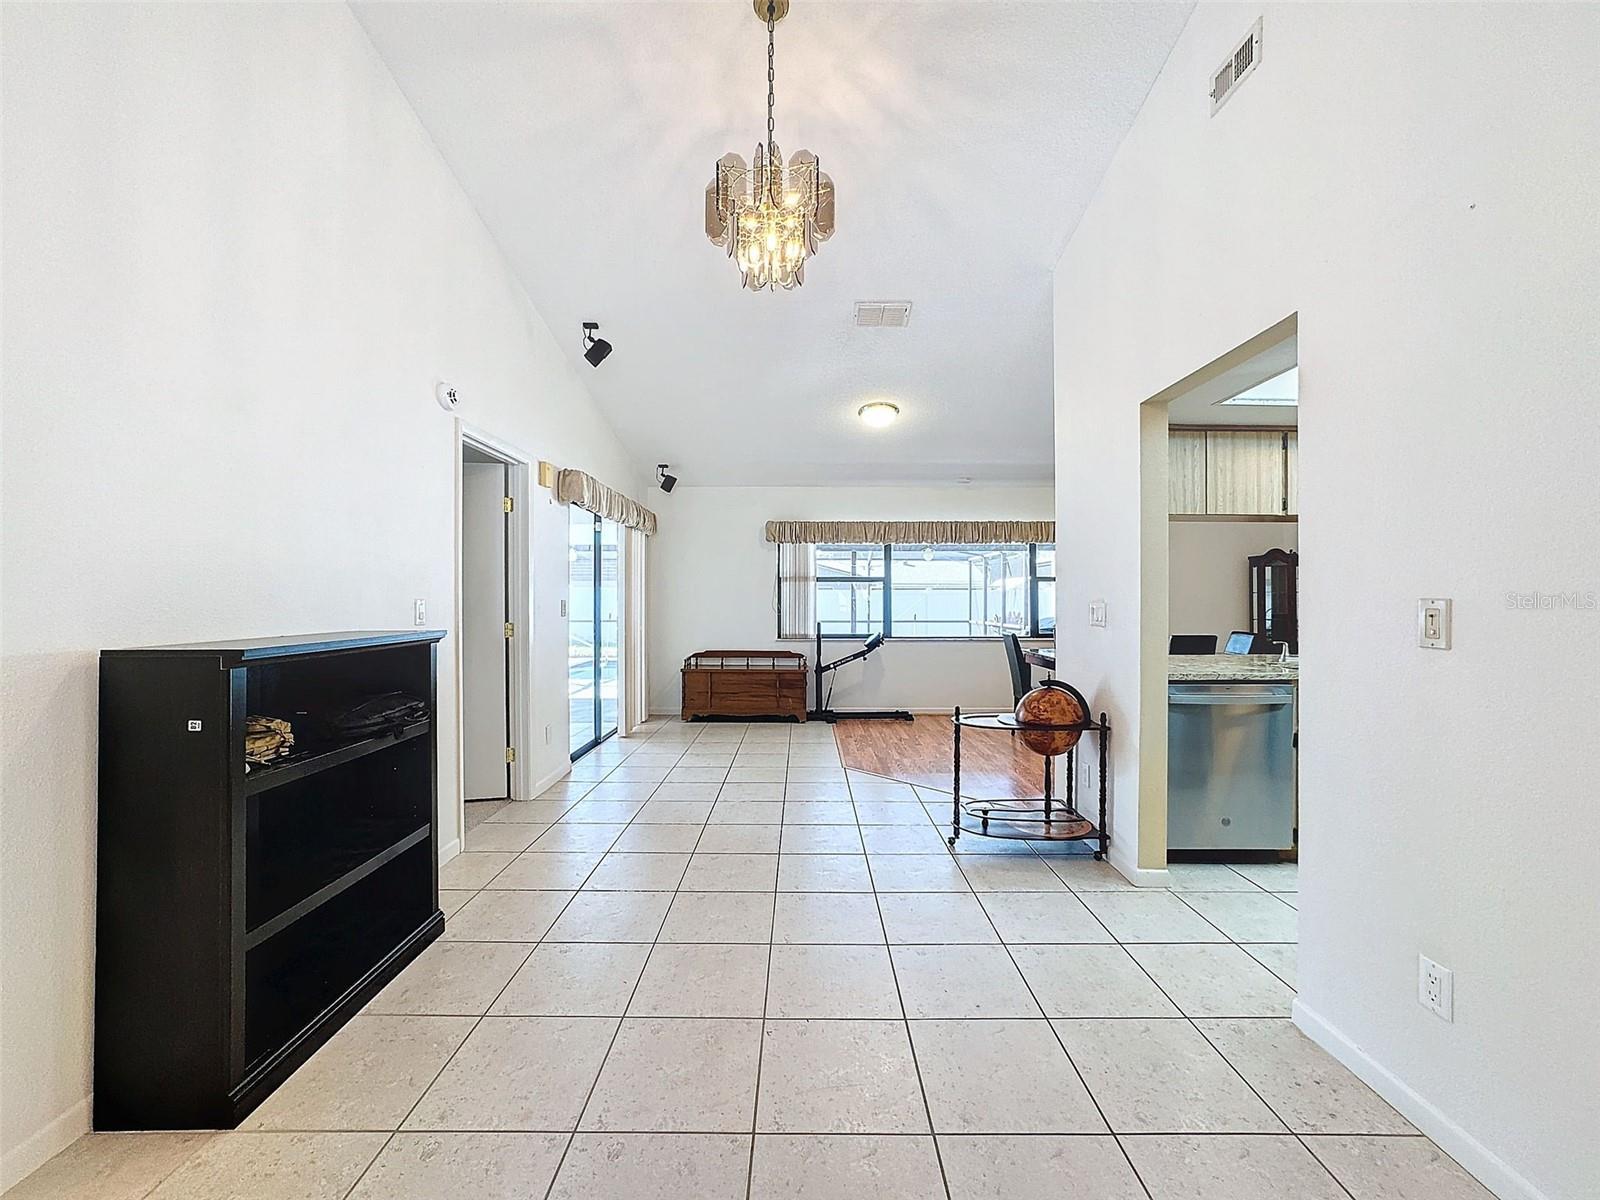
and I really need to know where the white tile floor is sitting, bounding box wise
[10,718,1498,1200]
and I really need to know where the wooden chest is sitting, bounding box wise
[682,650,808,722]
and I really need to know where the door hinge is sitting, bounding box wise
[505,746,516,763]
[503,496,514,513]
[504,622,515,639]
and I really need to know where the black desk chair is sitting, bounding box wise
[1003,633,1033,713]
[1224,630,1274,654]
[1169,634,1218,654]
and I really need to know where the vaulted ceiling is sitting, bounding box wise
[354,1,1195,485]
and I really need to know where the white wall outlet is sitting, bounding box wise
[560,598,568,618]
[1419,954,1454,1021]
[413,598,427,626]
[1078,754,1093,791]
[1088,599,1107,628]
[1418,598,1452,649]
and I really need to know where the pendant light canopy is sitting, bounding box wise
[705,0,835,290]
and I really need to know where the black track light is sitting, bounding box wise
[656,464,678,494]
[581,321,612,367]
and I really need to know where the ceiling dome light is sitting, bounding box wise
[705,0,835,291]
[858,402,900,428]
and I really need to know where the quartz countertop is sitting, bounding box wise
[1169,654,1298,682]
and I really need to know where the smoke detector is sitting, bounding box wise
[854,301,913,328]
[1210,18,1262,115]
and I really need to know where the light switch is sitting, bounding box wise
[413,599,427,626]
[1418,598,1452,649]
[1088,600,1107,628]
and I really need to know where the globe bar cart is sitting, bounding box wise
[947,706,1111,857]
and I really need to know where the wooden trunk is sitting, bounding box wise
[682,650,808,721]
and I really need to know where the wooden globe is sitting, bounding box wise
[1014,682,1088,756]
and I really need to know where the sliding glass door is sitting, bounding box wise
[569,506,620,758]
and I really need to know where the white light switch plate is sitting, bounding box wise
[1088,600,1107,628]
[1418,598,1452,649]
[413,598,427,626]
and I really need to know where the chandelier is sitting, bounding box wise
[705,0,834,291]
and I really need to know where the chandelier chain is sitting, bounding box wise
[766,1,776,156]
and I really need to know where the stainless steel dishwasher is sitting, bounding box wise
[1168,683,1296,850]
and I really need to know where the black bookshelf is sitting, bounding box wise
[95,630,446,1130]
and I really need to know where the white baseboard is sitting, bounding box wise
[437,836,461,865]
[2,1095,89,1192]
[1293,999,1544,1200]
[1107,842,1171,887]
[530,764,568,797]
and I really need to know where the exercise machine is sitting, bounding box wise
[809,624,914,723]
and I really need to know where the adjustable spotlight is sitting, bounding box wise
[581,321,612,367]
[656,464,678,494]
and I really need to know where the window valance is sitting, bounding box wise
[763,520,1054,545]
[556,469,658,536]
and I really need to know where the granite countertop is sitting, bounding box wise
[1169,654,1299,682]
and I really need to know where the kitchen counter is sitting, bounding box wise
[1169,654,1298,682]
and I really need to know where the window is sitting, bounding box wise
[1032,543,1056,636]
[815,543,885,637]
[804,542,1055,639]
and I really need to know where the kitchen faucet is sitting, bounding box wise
[1273,641,1292,663]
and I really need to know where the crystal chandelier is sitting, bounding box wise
[705,0,834,291]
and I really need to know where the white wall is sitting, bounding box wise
[0,3,642,1185]
[1052,5,1599,1199]
[1168,520,1298,646]
[649,485,1053,715]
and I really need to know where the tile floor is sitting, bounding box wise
[11,719,1496,1200]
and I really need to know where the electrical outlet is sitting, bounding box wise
[1418,598,1452,649]
[1418,954,1454,1021]
[560,599,568,619]
[413,599,427,626]
[1088,600,1107,628]
[1078,754,1093,791]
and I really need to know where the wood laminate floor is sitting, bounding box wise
[833,713,1047,798]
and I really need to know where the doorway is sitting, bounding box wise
[455,426,533,848]
[1139,314,1300,878]
[569,505,620,759]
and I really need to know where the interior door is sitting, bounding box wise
[462,463,510,800]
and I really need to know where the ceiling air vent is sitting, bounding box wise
[1210,18,1262,115]
[854,301,913,328]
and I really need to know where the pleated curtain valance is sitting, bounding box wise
[763,520,1055,545]
[556,469,658,536]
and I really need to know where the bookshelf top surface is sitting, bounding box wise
[103,630,447,664]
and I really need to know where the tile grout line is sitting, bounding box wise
[963,862,1157,1200]
[744,725,781,1198]
[357,749,671,1195]
[394,723,679,1199]
[855,755,956,1200]
[263,719,1327,1200]
[536,720,743,1199]
[1100,901,1359,1200]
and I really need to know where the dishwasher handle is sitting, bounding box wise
[1169,693,1294,707]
